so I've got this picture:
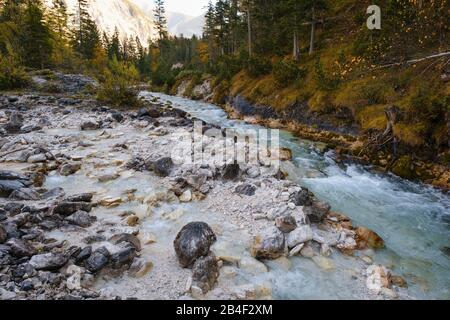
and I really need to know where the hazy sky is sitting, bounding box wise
[164,0,212,16]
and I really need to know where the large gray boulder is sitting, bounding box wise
[174,222,217,268]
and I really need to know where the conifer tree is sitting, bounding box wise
[153,0,168,41]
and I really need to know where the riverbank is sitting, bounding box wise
[169,76,450,192]
[0,76,420,300]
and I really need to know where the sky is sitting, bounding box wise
[164,0,212,16]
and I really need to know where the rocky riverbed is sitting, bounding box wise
[0,81,413,300]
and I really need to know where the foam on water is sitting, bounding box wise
[143,91,450,299]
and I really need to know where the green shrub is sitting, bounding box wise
[0,54,29,90]
[314,57,339,91]
[96,74,140,108]
[245,56,272,78]
[273,60,304,87]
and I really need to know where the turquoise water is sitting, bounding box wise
[142,92,450,299]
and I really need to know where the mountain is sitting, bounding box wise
[167,12,204,38]
[130,0,204,37]
[45,0,156,45]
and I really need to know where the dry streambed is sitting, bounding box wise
[0,92,410,300]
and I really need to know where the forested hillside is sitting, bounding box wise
[0,0,449,186]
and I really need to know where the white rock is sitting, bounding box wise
[287,225,313,248]
[179,189,192,202]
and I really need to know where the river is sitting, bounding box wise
[142,91,450,300]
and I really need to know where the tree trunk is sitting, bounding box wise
[309,6,316,55]
[293,30,299,61]
[247,9,252,57]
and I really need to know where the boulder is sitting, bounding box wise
[59,163,81,176]
[174,222,217,268]
[0,180,27,198]
[251,226,285,260]
[109,233,141,251]
[7,238,36,257]
[85,246,110,273]
[80,120,100,131]
[27,154,47,163]
[75,246,92,264]
[289,188,313,206]
[355,227,385,249]
[3,112,23,134]
[275,215,297,233]
[366,265,391,293]
[129,257,153,278]
[286,225,313,248]
[65,193,93,203]
[185,174,208,191]
[9,188,41,201]
[110,112,124,122]
[53,202,92,216]
[110,246,136,269]
[303,200,331,223]
[192,252,219,294]
[221,163,240,180]
[148,157,174,177]
[235,184,256,196]
[65,210,96,227]
[29,253,68,271]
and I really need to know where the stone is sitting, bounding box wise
[29,253,68,271]
[320,244,332,257]
[110,246,136,269]
[110,112,124,122]
[66,265,94,290]
[355,227,385,249]
[0,180,27,198]
[221,163,240,180]
[59,163,81,176]
[109,233,141,251]
[185,174,208,191]
[7,239,36,257]
[4,111,23,133]
[192,252,219,294]
[246,166,260,178]
[125,215,139,227]
[275,215,297,233]
[27,154,47,163]
[179,189,192,202]
[9,188,41,201]
[289,188,313,206]
[129,257,153,278]
[65,193,93,203]
[148,157,174,177]
[97,173,120,182]
[303,200,331,223]
[366,265,391,293]
[391,275,407,288]
[75,246,92,264]
[65,210,96,227]
[98,196,122,208]
[238,256,268,274]
[53,202,92,216]
[250,226,285,260]
[286,225,313,248]
[174,222,217,268]
[235,184,256,196]
[85,246,110,273]
[289,243,304,257]
[300,245,315,258]
[81,120,100,131]
[312,256,335,271]
[279,148,293,161]
[0,225,6,244]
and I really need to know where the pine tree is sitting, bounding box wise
[21,0,53,69]
[72,0,100,59]
[153,0,168,41]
